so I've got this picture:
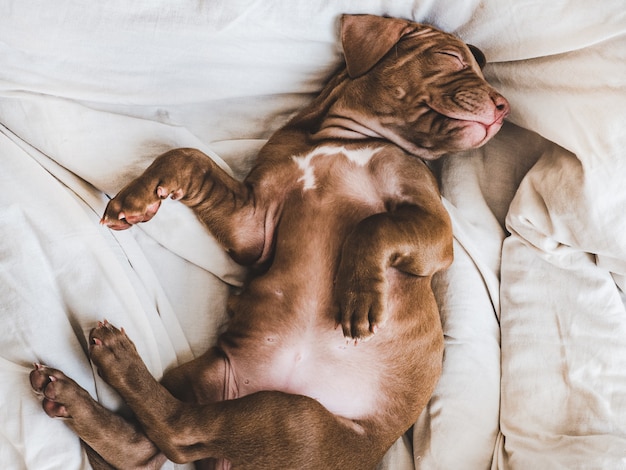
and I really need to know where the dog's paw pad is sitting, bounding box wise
[42,398,69,418]
[30,365,83,419]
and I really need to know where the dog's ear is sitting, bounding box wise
[341,14,415,78]
[467,44,486,69]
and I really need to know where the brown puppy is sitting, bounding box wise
[30,14,509,470]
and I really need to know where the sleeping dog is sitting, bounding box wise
[31,14,509,469]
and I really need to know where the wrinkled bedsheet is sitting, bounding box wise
[1,1,624,468]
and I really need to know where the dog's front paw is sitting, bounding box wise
[30,364,94,419]
[101,176,184,231]
[335,271,387,342]
[88,320,146,390]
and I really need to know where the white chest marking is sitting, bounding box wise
[292,145,380,191]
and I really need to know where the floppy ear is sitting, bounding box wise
[467,44,486,69]
[341,14,415,78]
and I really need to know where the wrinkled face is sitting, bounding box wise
[346,29,510,159]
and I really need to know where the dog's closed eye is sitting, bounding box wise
[436,51,466,70]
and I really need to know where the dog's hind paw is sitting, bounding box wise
[29,364,91,419]
[88,320,149,392]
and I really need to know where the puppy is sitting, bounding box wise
[31,14,509,469]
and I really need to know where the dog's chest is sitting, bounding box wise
[290,145,382,201]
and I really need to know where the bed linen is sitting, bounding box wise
[0,1,624,468]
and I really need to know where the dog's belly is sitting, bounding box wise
[220,226,390,419]
[222,323,386,419]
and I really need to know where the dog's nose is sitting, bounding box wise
[491,92,510,121]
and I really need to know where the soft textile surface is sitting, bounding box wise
[0,1,624,469]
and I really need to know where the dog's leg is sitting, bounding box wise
[30,347,232,468]
[159,347,232,405]
[335,204,453,339]
[102,148,271,265]
[30,364,166,469]
[88,322,387,469]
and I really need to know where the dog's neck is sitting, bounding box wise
[285,70,377,140]
[311,115,385,141]
[285,69,440,160]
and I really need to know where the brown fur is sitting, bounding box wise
[30,14,508,469]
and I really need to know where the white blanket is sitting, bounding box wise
[1,1,625,469]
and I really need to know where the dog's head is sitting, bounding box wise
[333,14,509,159]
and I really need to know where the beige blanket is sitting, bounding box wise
[1,1,624,468]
